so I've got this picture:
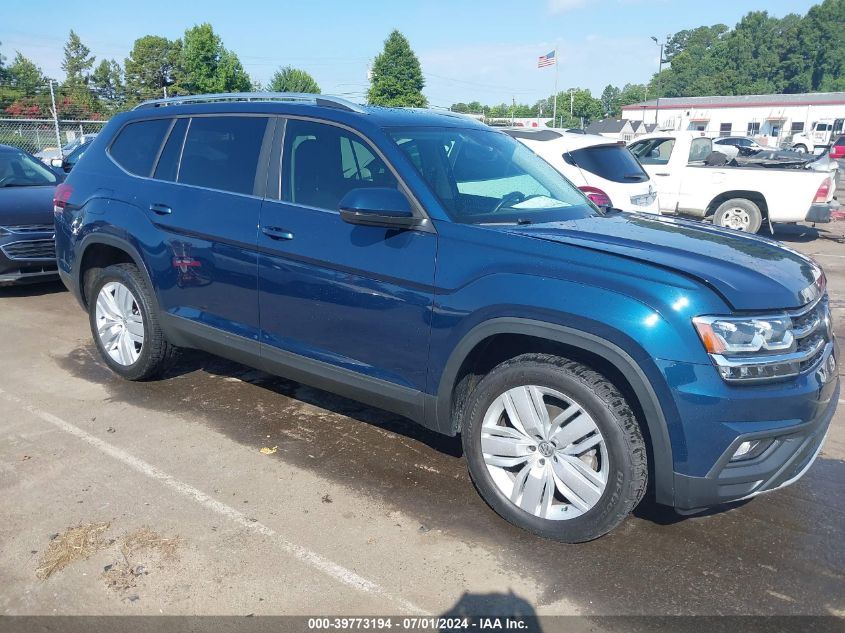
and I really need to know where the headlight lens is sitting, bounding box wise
[692,315,793,354]
[692,299,833,383]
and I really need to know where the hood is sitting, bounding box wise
[503,213,821,311]
[0,185,57,226]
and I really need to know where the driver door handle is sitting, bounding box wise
[262,226,294,241]
[149,203,172,215]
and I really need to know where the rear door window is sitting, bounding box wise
[568,144,648,183]
[178,116,270,196]
[109,118,172,177]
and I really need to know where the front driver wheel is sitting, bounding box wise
[461,354,647,542]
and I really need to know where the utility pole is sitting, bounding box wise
[552,46,558,128]
[651,36,667,127]
[511,96,515,126]
[48,80,62,157]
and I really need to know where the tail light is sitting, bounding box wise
[813,180,830,204]
[53,183,73,214]
[579,186,613,208]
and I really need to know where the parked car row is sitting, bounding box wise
[34,133,98,165]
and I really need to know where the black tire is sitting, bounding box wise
[713,198,763,233]
[87,263,178,380]
[461,353,647,543]
[793,144,808,154]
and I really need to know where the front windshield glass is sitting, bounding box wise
[0,151,59,187]
[389,127,597,224]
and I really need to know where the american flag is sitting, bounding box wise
[538,50,556,68]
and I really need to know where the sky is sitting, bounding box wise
[2,0,822,107]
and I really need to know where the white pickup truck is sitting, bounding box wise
[628,131,836,233]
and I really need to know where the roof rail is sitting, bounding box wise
[133,92,367,114]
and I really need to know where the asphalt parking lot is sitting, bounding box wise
[1,221,843,618]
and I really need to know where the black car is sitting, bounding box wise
[0,145,64,285]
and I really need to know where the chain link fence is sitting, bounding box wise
[0,80,114,160]
[0,117,107,157]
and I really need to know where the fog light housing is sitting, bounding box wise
[731,438,775,462]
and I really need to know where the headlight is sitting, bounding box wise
[692,315,793,354]
[692,300,832,383]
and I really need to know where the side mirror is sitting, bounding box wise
[338,187,422,229]
[50,157,63,169]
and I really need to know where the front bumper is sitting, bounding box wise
[0,230,58,286]
[672,377,838,512]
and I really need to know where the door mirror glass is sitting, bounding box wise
[338,187,420,229]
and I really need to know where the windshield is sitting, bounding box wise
[389,127,597,224]
[0,151,58,187]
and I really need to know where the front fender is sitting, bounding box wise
[428,317,678,506]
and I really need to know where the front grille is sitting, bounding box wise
[0,224,54,234]
[1,238,56,261]
[789,295,832,374]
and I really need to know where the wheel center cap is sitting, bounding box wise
[538,441,554,458]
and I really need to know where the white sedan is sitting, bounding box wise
[504,129,659,213]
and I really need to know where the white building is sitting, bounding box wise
[621,92,845,147]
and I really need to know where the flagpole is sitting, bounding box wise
[552,47,558,128]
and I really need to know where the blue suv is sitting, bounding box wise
[55,93,839,542]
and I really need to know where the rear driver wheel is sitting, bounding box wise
[88,263,178,380]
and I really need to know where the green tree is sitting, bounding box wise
[181,23,251,94]
[92,59,125,111]
[8,52,45,93]
[61,30,95,89]
[368,30,426,107]
[125,36,183,102]
[600,84,621,116]
[268,66,320,93]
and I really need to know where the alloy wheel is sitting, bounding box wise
[481,385,609,520]
[95,281,144,366]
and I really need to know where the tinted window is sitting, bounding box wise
[110,118,171,176]
[282,119,397,210]
[568,145,648,184]
[629,138,675,165]
[154,118,188,181]
[179,116,269,195]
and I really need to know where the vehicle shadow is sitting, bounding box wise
[0,279,66,298]
[772,223,845,244]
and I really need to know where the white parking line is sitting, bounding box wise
[0,389,426,615]
[813,253,845,259]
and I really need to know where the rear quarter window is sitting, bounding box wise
[568,144,648,183]
[109,118,172,177]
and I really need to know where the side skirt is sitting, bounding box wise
[160,313,432,429]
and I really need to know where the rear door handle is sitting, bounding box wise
[261,226,294,241]
[655,172,670,177]
[150,203,172,215]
